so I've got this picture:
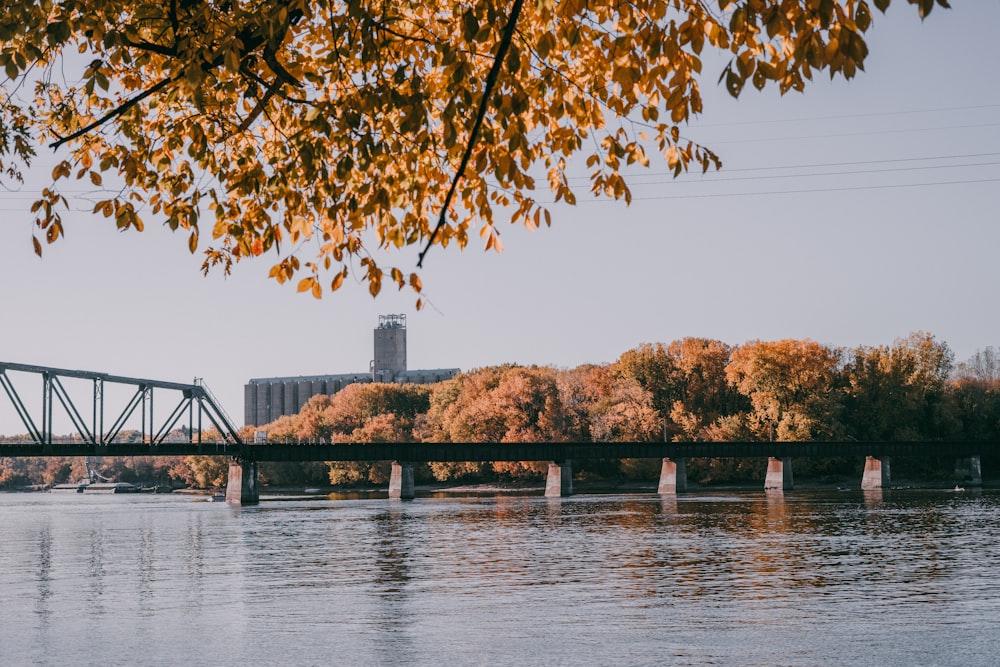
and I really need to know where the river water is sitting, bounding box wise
[1,489,998,666]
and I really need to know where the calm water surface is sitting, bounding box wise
[1,489,999,666]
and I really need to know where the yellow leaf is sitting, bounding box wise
[297,277,315,293]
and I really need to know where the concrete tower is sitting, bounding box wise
[373,314,407,382]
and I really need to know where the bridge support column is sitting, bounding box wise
[226,460,259,506]
[955,456,982,486]
[545,460,573,497]
[764,457,793,491]
[861,456,891,490]
[658,458,687,494]
[389,461,414,500]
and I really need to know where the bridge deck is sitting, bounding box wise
[0,441,992,461]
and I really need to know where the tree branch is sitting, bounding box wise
[49,75,175,150]
[119,35,178,57]
[417,0,525,269]
[237,80,279,132]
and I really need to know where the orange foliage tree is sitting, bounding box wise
[0,0,946,302]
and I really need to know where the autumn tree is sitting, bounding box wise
[0,0,947,301]
[613,338,746,439]
[556,363,615,441]
[613,343,682,420]
[183,455,230,488]
[947,347,1000,441]
[589,376,662,442]
[664,338,746,439]
[726,338,843,441]
[955,347,1000,386]
[841,332,955,440]
[421,365,568,479]
[0,457,37,489]
[426,365,564,443]
[322,383,431,440]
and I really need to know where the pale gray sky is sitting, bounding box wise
[2,4,998,434]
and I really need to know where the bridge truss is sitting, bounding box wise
[0,362,243,447]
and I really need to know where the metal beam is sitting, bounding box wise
[0,439,993,461]
[0,362,203,392]
[0,370,43,443]
[0,362,243,446]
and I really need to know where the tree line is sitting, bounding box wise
[3,333,998,490]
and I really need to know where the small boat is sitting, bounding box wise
[50,482,87,493]
[209,493,226,502]
[84,482,141,494]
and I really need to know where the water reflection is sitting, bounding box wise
[373,506,411,594]
[862,488,886,508]
[34,522,52,647]
[3,491,1000,666]
[371,505,416,663]
[657,497,678,517]
[87,524,106,617]
[184,513,205,612]
[136,526,154,617]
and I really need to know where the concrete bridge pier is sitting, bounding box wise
[658,458,687,494]
[389,461,415,499]
[861,456,891,490]
[545,460,573,497]
[955,456,982,486]
[226,460,259,506]
[764,457,794,491]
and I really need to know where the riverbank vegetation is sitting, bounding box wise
[3,333,998,490]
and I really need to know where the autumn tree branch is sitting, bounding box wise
[49,6,307,151]
[417,0,525,269]
[49,76,175,150]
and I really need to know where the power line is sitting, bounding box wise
[620,160,1000,187]
[577,177,1000,202]
[564,152,1000,183]
[659,151,1000,176]
[702,121,1000,146]
[687,103,1000,129]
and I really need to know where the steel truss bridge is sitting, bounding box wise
[0,362,242,452]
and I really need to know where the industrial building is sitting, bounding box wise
[244,314,459,426]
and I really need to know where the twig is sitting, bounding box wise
[49,76,174,150]
[417,0,525,268]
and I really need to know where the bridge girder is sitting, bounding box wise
[0,439,992,461]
